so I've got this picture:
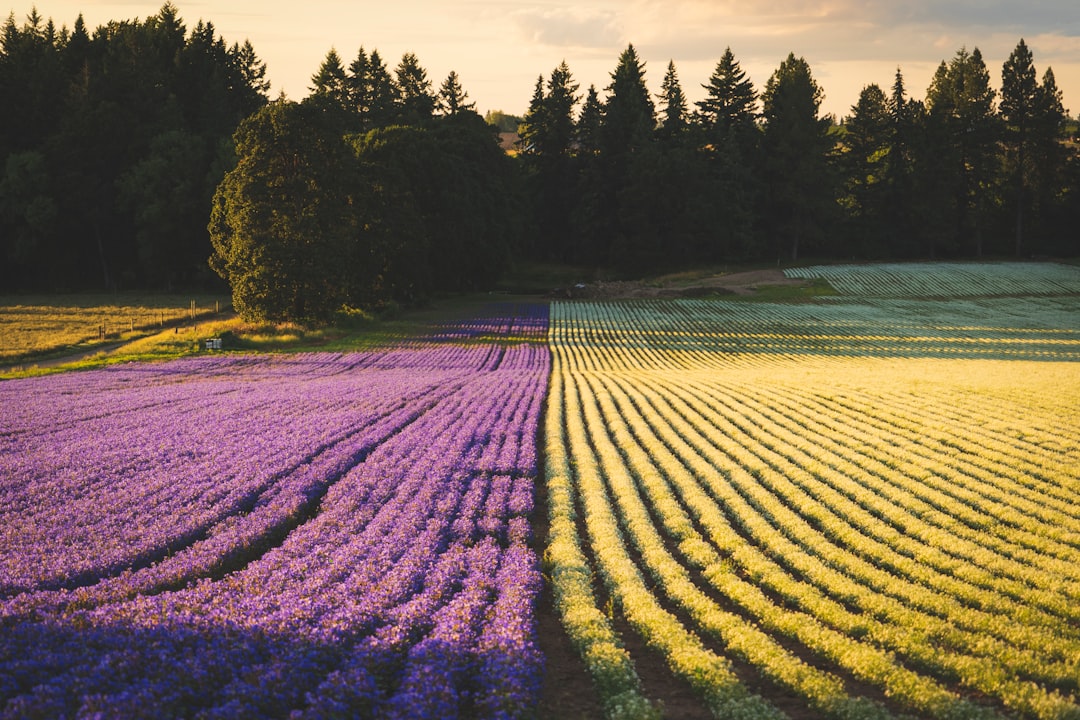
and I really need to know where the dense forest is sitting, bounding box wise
[520,44,1079,270]
[3,4,1079,321]
[0,3,268,292]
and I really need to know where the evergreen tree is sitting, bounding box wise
[366,49,398,128]
[520,61,578,157]
[231,40,270,112]
[656,60,688,139]
[1030,66,1070,251]
[693,47,762,259]
[760,52,835,261]
[596,44,657,267]
[310,48,349,111]
[1000,40,1069,255]
[882,67,922,256]
[600,44,655,157]
[838,84,890,255]
[518,62,580,261]
[518,76,546,155]
[1000,39,1039,255]
[696,47,757,135]
[346,46,372,124]
[395,52,435,124]
[437,70,475,116]
[925,47,999,256]
[575,85,603,154]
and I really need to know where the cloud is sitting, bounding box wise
[878,1,1080,35]
[512,5,623,50]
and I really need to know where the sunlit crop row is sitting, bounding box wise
[1,308,550,718]
[546,298,1080,719]
[550,296,1080,374]
[785,261,1080,297]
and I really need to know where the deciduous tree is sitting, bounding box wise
[209,100,357,323]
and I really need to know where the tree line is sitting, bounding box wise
[3,4,1079,323]
[0,3,269,292]
[208,46,525,323]
[520,43,1078,271]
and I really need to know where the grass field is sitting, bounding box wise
[0,293,230,366]
[2,262,1079,718]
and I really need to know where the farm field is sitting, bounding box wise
[2,262,1080,719]
[546,275,1080,719]
[1,304,551,718]
[0,294,229,366]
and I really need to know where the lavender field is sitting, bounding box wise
[0,304,549,719]
[5,264,1080,720]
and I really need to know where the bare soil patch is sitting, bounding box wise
[549,269,806,300]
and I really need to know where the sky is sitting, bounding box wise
[10,1,1080,121]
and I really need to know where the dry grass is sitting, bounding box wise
[0,294,230,364]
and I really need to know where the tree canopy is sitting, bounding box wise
[5,14,1079,304]
[0,3,269,291]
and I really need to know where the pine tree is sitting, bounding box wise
[926,47,999,255]
[839,84,890,254]
[696,47,757,134]
[437,70,475,116]
[395,52,435,125]
[881,67,921,256]
[310,48,349,110]
[656,60,688,139]
[601,43,654,157]
[1000,38,1051,255]
[575,85,603,154]
[518,63,580,262]
[598,44,657,268]
[346,46,372,123]
[366,49,397,128]
[519,62,579,157]
[1030,66,1069,249]
[760,52,834,261]
[518,75,546,155]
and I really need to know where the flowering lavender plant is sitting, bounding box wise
[1,305,549,719]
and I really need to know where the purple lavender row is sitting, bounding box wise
[2,331,550,717]
[1,346,483,600]
[0,360,540,716]
[428,303,550,342]
[121,353,544,716]
[0,343,501,604]
[1,373,467,619]
[1,351,485,597]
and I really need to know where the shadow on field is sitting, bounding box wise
[0,614,540,718]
